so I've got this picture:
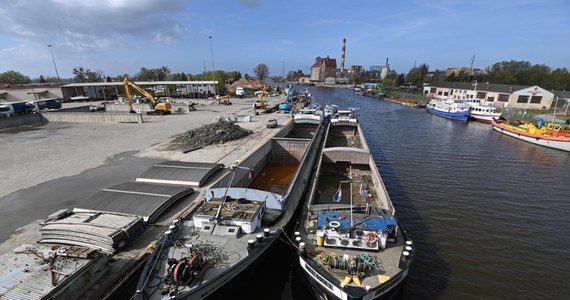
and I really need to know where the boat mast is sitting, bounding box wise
[349,166,353,227]
[552,95,559,123]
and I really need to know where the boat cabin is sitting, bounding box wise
[193,188,268,234]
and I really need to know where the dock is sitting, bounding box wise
[0,94,293,299]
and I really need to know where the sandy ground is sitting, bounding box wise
[0,95,291,253]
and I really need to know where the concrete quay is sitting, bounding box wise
[0,94,290,255]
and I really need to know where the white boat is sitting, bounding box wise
[294,105,324,124]
[324,104,339,118]
[70,95,90,102]
[469,105,502,123]
[134,121,326,299]
[331,108,358,124]
[457,98,481,107]
[293,114,414,300]
[426,98,470,121]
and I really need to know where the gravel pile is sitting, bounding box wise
[169,120,253,149]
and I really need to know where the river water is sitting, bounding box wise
[211,86,570,300]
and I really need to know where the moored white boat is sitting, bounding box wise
[324,104,339,119]
[469,105,502,123]
[134,121,326,299]
[294,105,324,124]
[331,108,358,124]
[426,98,470,121]
[293,115,414,300]
[491,118,570,152]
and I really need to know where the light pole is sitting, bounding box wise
[208,36,217,96]
[47,44,61,86]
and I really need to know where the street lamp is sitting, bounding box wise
[47,44,61,86]
[208,36,217,96]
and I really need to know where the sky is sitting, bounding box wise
[0,0,569,79]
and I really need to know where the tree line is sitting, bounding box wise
[0,63,273,87]
[401,60,570,91]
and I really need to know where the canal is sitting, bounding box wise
[212,86,570,300]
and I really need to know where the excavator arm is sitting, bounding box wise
[123,77,171,115]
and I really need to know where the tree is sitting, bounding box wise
[72,67,88,83]
[405,68,423,87]
[253,64,269,81]
[418,63,429,81]
[550,68,570,91]
[0,70,32,84]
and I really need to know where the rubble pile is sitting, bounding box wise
[170,120,253,148]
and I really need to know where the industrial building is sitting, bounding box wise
[310,56,337,83]
[0,81,217,103]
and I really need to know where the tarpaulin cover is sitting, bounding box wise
[316,210,394,231]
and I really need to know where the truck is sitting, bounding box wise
[235,87,245,98]
[0,101,29,117]
[25,98,63,113]
[123,78,171,115]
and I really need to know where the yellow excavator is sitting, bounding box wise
[123,77,172,115]
[254,85,269,109]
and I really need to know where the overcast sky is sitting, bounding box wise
[1,0,569,79]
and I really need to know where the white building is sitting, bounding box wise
[423,81,555,110]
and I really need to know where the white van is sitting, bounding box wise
[236,87,245,98]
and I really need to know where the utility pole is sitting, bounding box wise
[47,45,61,86]
[209,36,217,96]
[469,54,475,78]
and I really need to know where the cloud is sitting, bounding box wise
[0,0,187,51]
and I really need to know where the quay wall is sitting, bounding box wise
[0,114,44,129]
[42,112,143,123]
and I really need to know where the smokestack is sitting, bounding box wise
[341,38,346,72]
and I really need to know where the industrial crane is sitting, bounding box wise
[122,77,172,115]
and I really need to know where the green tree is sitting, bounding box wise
[406,68,422,87]
[418,63,429,81]
[0,70,32,84]
[254,63,269,81]
[550,68,570,91]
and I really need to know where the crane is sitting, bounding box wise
[123,77,172,115]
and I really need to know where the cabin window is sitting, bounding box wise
[438,91,443,95]
[517,95,529,103]
[530,96,542,104]
[430,88,436,93]
[203,225,212,231]
[477,92,486,99]
[487,97,494,102]
[228,228,236,233]
[443,92,449,96]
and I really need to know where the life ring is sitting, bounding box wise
[329,221,341,228]
[364,232,378,245]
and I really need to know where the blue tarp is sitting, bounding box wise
[317,211,395,231]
